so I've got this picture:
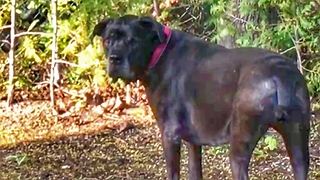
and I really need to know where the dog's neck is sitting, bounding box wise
[141,26,176,91]
[148,26,172,69]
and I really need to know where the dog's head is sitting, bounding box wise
[92,14,167,83]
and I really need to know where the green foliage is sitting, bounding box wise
[1,0,320,98]
[0,0,155,91]
[209,144,229,155]
[252,134,279,160]
[206,0,320,96]
[5,153,29,166]
[208,135,278,157]
[264,135,278,151]
[55,0,153,86]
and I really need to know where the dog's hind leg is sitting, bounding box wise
[187,143,202,180]
[273,112,310,180]
[229,107,268,180]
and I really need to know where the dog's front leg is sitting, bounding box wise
[161,126,181,180]
[160,124,182,180]
[187,143,202,180]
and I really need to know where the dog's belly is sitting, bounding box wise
[180,103,233,146]
[181,125,231,146]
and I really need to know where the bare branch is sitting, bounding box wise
[301,66,320,75]
[0,40,10,44]
[50,0,58,112]
[1,27,53,38]
[15,31,52,37]
[226,13,248,24]
[54,59,92,68]
[279,46,296,55]
[6,0,16,110]
[153,0,159,17]
[0,25,11,30]
[289,26,303,74]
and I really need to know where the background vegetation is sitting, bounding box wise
[1,0,319,98]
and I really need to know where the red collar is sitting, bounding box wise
[148,26,172,69]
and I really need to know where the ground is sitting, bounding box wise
[0,87,320,180]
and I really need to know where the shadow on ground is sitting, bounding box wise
[1,119,320,180]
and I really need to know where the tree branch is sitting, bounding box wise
[153,0,159,17]
[6,0,16,110]
[0,25,11,30]
[15,31,52,37]
[290,26,303,74]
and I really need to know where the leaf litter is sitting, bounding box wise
[0,81,319,179]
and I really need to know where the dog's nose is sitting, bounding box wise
[109,54,122,64]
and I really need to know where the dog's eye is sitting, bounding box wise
[129,38,138,44]
[103,38,109,46]
[129,39,135,44]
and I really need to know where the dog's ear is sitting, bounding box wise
[91,18,114,40]
[136,16,165,43]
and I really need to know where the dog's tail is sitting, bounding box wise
[272,76,294,121]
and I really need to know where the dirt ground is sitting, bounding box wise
[0,100,320,180]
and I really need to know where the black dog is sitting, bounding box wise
[92,15,310,180]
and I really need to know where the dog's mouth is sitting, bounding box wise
[108,73,135,84]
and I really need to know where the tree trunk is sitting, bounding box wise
[50,0,58,112]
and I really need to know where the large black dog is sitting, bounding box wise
[92,15,310,180]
